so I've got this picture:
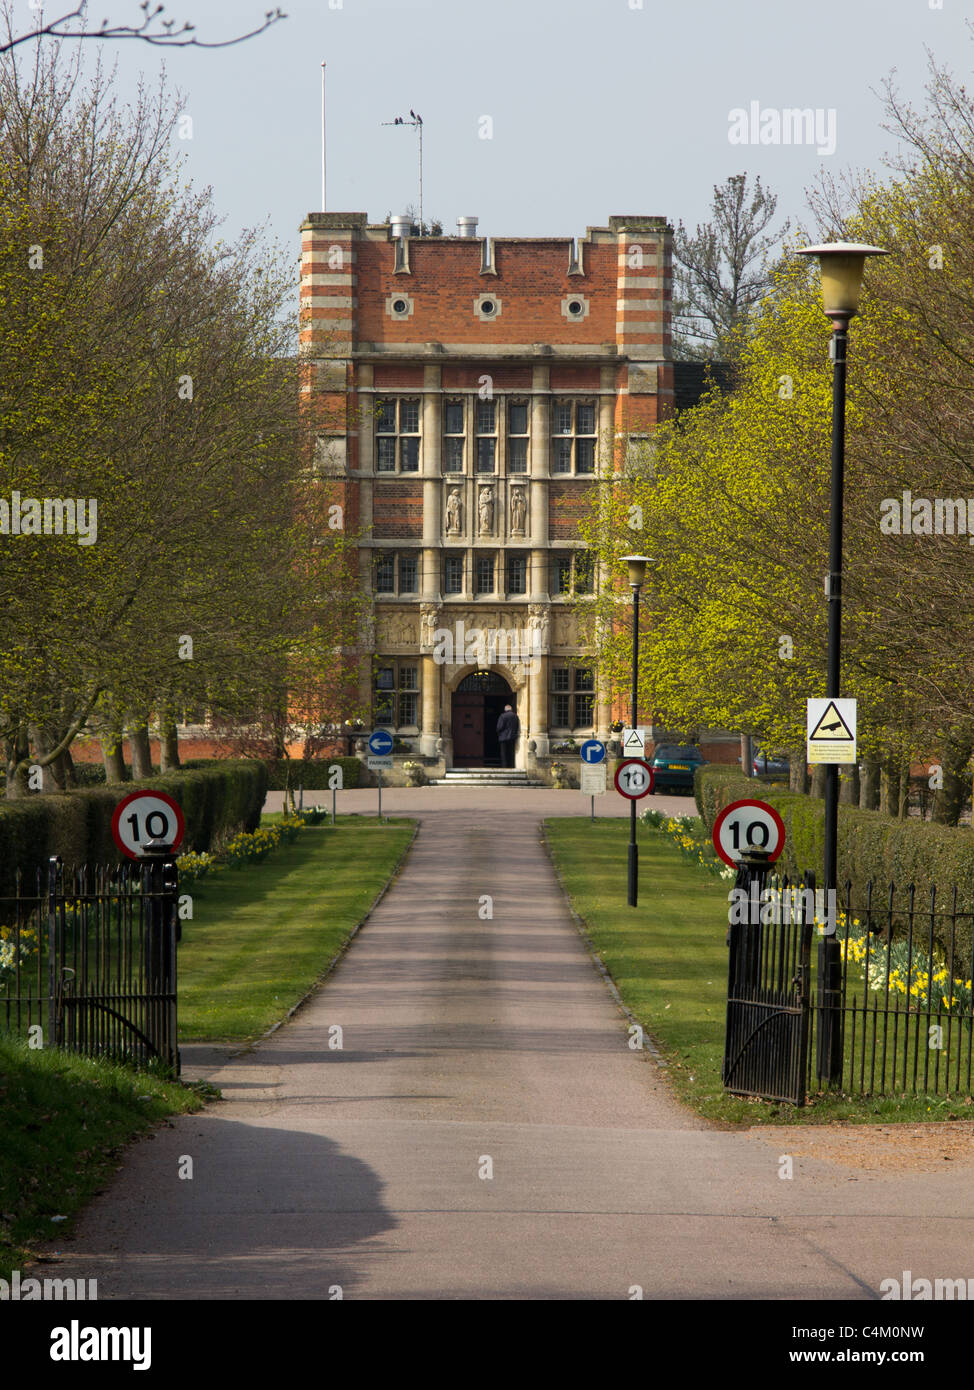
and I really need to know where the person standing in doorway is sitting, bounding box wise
[496,704,519,768]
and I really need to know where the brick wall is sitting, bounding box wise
[441,363,533,390]
[372,482,423,538]
[549,365,601,390]
[355,239,621,345]
[548,481,594,538]
[373,364,425,388]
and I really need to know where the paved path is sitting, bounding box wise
[46,791,974,1300]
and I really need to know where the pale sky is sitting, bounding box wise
[59,0,974,267]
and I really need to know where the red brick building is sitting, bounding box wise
[300,210,674,770]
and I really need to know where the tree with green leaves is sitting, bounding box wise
[0,39,363,795]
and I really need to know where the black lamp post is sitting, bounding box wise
[796,241,888,1084]
[621,554,653,908]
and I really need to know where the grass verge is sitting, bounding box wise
[0,1036,204,1280]
[178,815,415,1044]
[544,816,973,1126]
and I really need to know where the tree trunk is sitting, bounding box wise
[59,746,78,789]
[740,733,753,778]
[4,724,31,799]
[789,751,809,794]
[129,720,154,780]
[159,706,181,772]
[880,753,901,817]
[898,764,911,821]
[28,724,62,791]
[839,763,860,805]
[101,724,127,784]
[859,759,881,810]
[931,732,973,827]
[810,764,828,799]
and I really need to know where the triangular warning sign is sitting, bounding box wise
[808,700,855,743]
[623,729,643,751]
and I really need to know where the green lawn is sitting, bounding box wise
[178,815,415,1044]
[544,817,970,1125]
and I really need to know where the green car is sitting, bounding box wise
[649,744,707,794]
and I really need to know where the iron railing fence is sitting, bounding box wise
[0,852,179,1073]
[724,858,974,1104]
[0,866,45,1039]
[822,879,974,1100]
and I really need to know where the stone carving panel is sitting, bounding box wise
[552,610,578,648]
[376,609,419,648]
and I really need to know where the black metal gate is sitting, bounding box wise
[1,845,180,1074]
[722,855,814,1105]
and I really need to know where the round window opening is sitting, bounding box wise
[393,298,408,314]
[481,300,495,315]
[568,300,583,315]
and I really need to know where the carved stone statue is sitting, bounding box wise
[420,604,440,651]
[528,603,549,650]
[478,485,494,534]
[446,488,463,535]
[510,487,526,535]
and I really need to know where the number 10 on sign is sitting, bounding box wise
[711,799,785,868]
[614,759,655,799]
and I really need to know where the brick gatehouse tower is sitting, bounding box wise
[300,211,673,772]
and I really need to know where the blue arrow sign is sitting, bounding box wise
[580,739,606,765]
[368,729,394,756]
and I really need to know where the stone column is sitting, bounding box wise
[420,653,439,758]
[422,372,442,600]
[422,366,441,473]
[596,689,612,744]
[529,654,549,759]
[530,366,549,602]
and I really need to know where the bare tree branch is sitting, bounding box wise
[673,172,790,360]
[0,2,287,54]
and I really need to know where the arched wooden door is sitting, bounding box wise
[451,671,514,767]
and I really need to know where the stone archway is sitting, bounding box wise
[451,669,516,768]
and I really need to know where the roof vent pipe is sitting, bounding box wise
[456,216,478,238]
[390,214,412,239]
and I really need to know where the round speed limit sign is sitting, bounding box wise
[614,758,655,799]
[111,791,186,860]
[712,798,786,868]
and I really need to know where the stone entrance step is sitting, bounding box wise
[431,769,543,787]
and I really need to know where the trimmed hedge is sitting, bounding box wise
[0,761,268,895]
[261,757,362,791]
[695,763,974,910]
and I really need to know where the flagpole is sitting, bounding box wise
[325,61,332,211]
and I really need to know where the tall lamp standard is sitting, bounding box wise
[796,241,888,1084]
[620,554,653,907]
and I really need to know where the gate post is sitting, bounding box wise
[735,848,773,985]
[140,839,180,1075]
[723,847,772,1086]
[815,886,844,1088]
[47,855,62,1050]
